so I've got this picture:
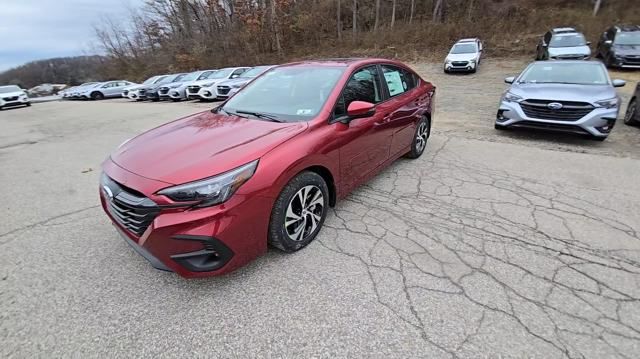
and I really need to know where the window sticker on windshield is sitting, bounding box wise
[384,71,404,96]
[296,109,313,115]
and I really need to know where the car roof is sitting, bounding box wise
[615,25,640,32]
[279,58,406,68]
[457,38,479,43]
[551,27,578,34]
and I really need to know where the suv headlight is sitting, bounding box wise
[202,82,214,87]
[157,160,258,207]
[503,91,523,103]
[595,98,618,109]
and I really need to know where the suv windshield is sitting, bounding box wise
[0,85,21,94]
[240,66,271,78]
[143,76,158,84]
[550,33,586,47]
[615,32,640,45]
[450,43,477,54]
[222,66,345,122]
[158,74,183,84]
[519,62,608,85]
[179,71,204,82]
[207,69,234,79]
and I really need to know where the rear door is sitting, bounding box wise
[379,64,424,157]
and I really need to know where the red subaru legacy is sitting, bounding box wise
[100,59,436,278]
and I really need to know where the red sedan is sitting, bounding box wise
[100,58,436,278]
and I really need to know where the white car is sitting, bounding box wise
[214,65,274,100]
[167,70,217,101]
[125,75,167,101]
[193,67,251,100]
[0,85,30,109]
[61,82,97,99]
[78,80,134,100]
[444,38,483,73]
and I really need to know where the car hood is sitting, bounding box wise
[218,78,252,87]
[185,79,218,87]
[111,111,308,185]
[446,53,478,62]
[612,45,640,56]
[0,90,25,98]
[508,83,616,103]
[548,45,591,57]
[122,84,140,90]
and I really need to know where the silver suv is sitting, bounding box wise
[495,60,625,140]
[444,38,483,73]
[536,27,591,60]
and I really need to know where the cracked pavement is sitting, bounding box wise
[2,62,640,357]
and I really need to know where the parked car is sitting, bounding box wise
[99,58,435,278]
[0,85,30,109]
[495,60,625,140]
[443,38,483,73]
[65,82,99,99]
[79,80,134,100]
[597,25,640,68]
[167,70,217,101]
[624,82,639,126]
[536,27,591,60]
[126,75,167,101]
[139,73,187,101]
[215,65,274,100]
[194,67,251,100]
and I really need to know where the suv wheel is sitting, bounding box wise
[90,91,104,100]
[624,99,639,126]
[268,171,329,252]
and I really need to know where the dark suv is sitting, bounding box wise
[597,25,640,69]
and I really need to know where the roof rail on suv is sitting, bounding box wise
[552,27,577,34]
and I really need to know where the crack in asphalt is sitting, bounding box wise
[318,135,640,358]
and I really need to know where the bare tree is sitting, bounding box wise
[390,0,397,29]
[374,0,381,32]
[409,0,415,24]
[433,0,444,22]
[593,0,603,16]
[352,0,357,38]
[337,0,342,39]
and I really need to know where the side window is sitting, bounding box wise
[333,66,382,119]
[232,68,247,76]
[381,65,416,97]
[198,71,213,80]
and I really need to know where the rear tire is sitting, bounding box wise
[268,171,329,252]
[624,99,639,126]
[405,116,430,159]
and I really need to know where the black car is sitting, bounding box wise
[596,25,640,69]
[625,82,639,126]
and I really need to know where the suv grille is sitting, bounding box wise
[624,56,640,65]
[187,86,201,93]
[520,99,593,121]
[3,96,19,101]
[103,176,160,237]
[158,87,169,95]
[451,61,468,66]
[217,86,231,95]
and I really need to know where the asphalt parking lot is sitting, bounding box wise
[2,59,640,358]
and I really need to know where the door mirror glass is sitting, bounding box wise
[504,76,515,84]
[347,101,375,118]
[612,79,626,88]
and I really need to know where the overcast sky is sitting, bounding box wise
[0,0,142,72]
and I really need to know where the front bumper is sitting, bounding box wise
[197,88,217,100]
[445,62,476,72]
[496,100,618,138]
[610,56,640,68]
[169,89,185,100]
[100,160,272,278]
[0,97,30,107]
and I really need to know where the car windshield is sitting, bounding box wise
[239,66,271,78]
[615,32,640,45]
[450,43,477,54]
[197,71,215,80]
[519,62,609,85]
[179,71,201,82]
[222,66,345,122]
[143,76,158,84]
[0,85,21,93]
[549,33,586,47]
[157,74,182,84]
[207,69,234,79]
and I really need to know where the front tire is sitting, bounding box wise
[405,116,430,159]
[268,171,329,252]
[624,99,639,126]
[90,92,104,100]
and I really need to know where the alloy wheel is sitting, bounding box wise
[624,100,637,125]
[284,185,325,242]
[415,121,429,154]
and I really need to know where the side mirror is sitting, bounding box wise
[347,101,375,119]
[604,40,613,45]
[504,76,515,84]
[612,79,626,88]
[230,74,239,79]
[586,41,591,46]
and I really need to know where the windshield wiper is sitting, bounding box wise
[235,110,283,123]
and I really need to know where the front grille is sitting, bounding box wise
[103,176,160,237]
[555,55,585,60]
[520,99,593,121]
[3,96,19,101]
[451,61,468,66]
[187,86,201,94]
[217,86,231,95]
[159,87,169,95]
[139,89,146,95]
[624,56,640,64]
[513,121,589,135]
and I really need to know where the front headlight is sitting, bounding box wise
[595,97,618,109]
[170,83,181,88]
[157,160,258,207]
[230,83,244,89]
[503,91,523,103]
[469,59,476,64]
[202,82,214,87]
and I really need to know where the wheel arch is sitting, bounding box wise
[303,165,337,207]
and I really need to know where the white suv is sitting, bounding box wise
[444,38,483,73]
[0,85,30,110]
